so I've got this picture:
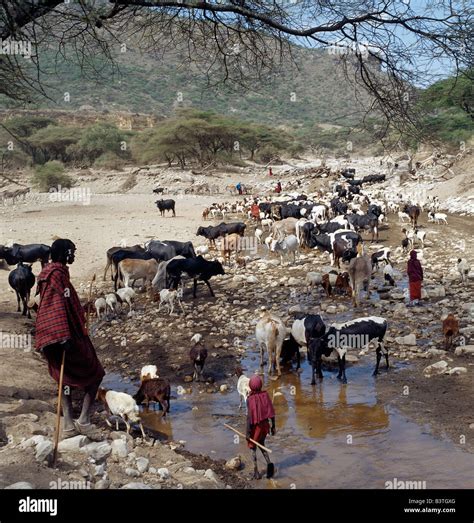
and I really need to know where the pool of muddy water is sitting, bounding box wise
[103,346,474,489]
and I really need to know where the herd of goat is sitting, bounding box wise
[1,167,471,434]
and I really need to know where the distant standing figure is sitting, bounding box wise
[268,167,273,177]
[246,375,275,479]
[275,181,282,194]
[250,201,260,221]
[236,182,243,195]
[407,250,423,306]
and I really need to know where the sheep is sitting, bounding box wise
[133,378,171,416]
[264,235,273,250]
[95,297,107,320]
[195,245,209,256]
[457,258,470,284]
[398,211,410,223]
[443,313,459,351]
[140,365,159,382]
[116,287,136,313]
[255,228,263,245]
[305,271,322,295]
[96,388,146,437]
[105,292,121,317]
[235,366,251,410]
[158,288,184,315]
[428,211,448,224]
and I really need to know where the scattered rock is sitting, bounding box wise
[395,333,417,346]
[454,345,474,356]
[5,482,34,489]
[225,456,242,471]
[157,467,170,480]
[58,435,89,452]
[219,384,228,393]
[82,441,112,461]
[423,360,449,376]
[35,439,54,462]
[121,482,154,489]
[447,367,468,375]
[136,457,149,473]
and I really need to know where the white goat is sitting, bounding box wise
[457,258,470,284]
[428,211,448,224]
[254,228,263,245]
[97,388,145,438]
[105,293,121,316]
[116,287,136,313]
[95,297,107,320]
[305,272,323,295]
[158,288,184,315]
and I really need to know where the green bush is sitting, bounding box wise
[93,152,126,170]
[32,161,73,191]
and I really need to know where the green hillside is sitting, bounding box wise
[0,45,375,128]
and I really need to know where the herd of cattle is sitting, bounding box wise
[1,169,470,390]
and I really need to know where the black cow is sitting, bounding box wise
[258,202,273,218]
[153,187,165,194]
[166,255,225,298]
[104,244,144,281]
[196,222,246,248]
[330,198,348,216]
[279,204,302,220]
[0,245,19,265]
[341,168,355,179]
[362,174,386,184]
[155,199,176,217]
[8,263,35,318]
[146,240,196,262]
[308,316,388,384]
[347,213,379,241]
[347,179,364,186]
[301,222,316,248]
[4,243,50,267]
[316,219,349,234]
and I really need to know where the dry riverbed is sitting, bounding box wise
[0,163,473,489]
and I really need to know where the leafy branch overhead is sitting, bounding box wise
[0,0,471,138]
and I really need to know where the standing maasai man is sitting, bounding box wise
[246,375,275,479]
[407,249,423,306]
[35,239,105,439]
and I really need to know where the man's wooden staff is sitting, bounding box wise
[52,348,66,467]
[85,274,96,333]
[224,423,272,453]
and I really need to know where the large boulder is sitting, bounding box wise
[395,333,417,346]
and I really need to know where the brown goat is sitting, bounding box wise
[443,314,459,350]
[133,378,171,416]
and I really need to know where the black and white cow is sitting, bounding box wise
[285,314,326,370]
[308,316,388,384]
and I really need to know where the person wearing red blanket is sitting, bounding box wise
[35,239,105,438]
[407,249,423,306]
[246,375,275,479]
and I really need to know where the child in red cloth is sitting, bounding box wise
[246,375,275,479]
